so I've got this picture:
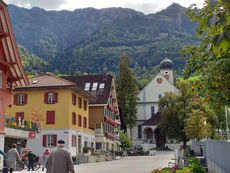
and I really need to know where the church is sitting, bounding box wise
[131,58,178,150]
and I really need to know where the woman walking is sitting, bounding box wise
[6,144,21,173]
[42,148,50,171]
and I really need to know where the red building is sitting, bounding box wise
[0,0,28,163]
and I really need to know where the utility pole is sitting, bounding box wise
[225,105,229,140]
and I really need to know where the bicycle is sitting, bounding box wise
[17,156,41,171]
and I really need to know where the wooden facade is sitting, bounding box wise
[0,0,28,135]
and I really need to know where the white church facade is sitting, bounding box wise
[131,58,178,150]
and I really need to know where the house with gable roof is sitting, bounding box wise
[131,58,179,150]
[63,71,121,151]
[6,74,95,157]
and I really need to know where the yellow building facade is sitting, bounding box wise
[6,74,95,157]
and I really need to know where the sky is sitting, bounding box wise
[4,0,205,14]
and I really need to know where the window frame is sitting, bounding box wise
[17,94,25,105]
[84,83,90,91]
[48,93,55,104]
[92,82,98,91]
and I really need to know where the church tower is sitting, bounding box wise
[160,58,174,84]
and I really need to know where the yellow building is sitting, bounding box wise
[6,74,95,157]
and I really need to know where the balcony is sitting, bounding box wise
[95,123,104,136]
[5,116,39,132]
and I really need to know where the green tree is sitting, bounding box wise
[116,127,133,150]
[116,54,137,135]
[180,0,230,105]
[185,109,211,141]
[158,80,217,147]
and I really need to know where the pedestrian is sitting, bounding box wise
[25,150,36,171]
[45,140,75,173]
[6,144,21,173]
[42,148,50,171]
[0,148,6,159]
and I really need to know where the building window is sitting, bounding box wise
[48,93,55,103]
[17,94,25,105]
[14,94,27,105]
[78,115,82,126]
[78,97,82,108]
[46,111,55,124]
[43,134,57,147]
[72,94,76,105]
[99,83,104,89]
[92,83,98,91]
[44,92,58,104]
[138,125,142,138]
[0,70,2,88]
[16,112,24,123]
[72,135,77,147]
[72,112,76,125]
[158,94,162,99]
[151,106,155,116]
[84,83,90,91]
[96,142,102,150]
[83,100,87,111]
[83,117,87,128]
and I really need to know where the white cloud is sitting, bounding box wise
[4,0,205,13]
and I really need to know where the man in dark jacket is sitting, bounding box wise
[25,150,36,171]
[45,140,75,173]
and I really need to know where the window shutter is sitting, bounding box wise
[78,115,82,126]
[72,94,76,105]
[72,112,76,125]
[44,93,48,104]
[24,94,27,104]
[72,135,74,146]
[78,97,82,108]
[43,135,47,147]
[83,100,87,111]
[53,134,57,146]
[47,111,55,124]
[54,92,58,103]
[14,94,18,105]
[83,117,87,128]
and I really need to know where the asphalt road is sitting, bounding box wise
[15,151,173,173]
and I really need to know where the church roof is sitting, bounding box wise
[142,112,162,126]
[160,58,173,69]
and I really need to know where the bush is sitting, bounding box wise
[188,157,206,173]
[83,146,91,153]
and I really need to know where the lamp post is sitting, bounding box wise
[225,105,229,140]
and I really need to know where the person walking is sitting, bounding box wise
[0,148,6,158]
[6,144,21,173]
[25,150,36,171]
[45,140,75,173]
[42,148,50,171]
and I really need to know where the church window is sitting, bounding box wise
[158,94,162,99]
[138,125,142,138]
[151,106,155,116]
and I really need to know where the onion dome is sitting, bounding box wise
[160,58,173,69]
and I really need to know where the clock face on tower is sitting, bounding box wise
[164,74,169,79]
[157,78,162,84]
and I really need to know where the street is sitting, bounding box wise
[15,151,173,173]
